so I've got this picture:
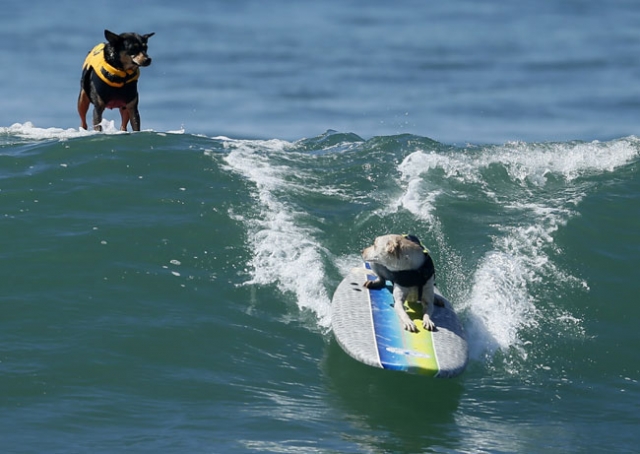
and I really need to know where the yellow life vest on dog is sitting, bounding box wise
[83,43,139,88]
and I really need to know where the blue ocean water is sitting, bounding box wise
[5,0,640,143]
[1,1,640,453]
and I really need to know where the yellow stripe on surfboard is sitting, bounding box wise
[403,300,439,376]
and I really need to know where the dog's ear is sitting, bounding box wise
[104,29,121,45]
[386,237,402,257]
[143,32,155,42]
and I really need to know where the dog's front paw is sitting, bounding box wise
[422,314,436,331]
[402,319,419,333]
[363,278,385,290]
[394,302,418,332]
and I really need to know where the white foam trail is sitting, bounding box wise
[396,178,442,225]
[221,139,332,329]
[465,247,539,360]
[396,138,638,361]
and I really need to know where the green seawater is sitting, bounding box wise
[1,125,639,453]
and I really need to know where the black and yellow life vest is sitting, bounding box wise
[83,43,139,88]
[386,234,435,289]
[367,234,435,299]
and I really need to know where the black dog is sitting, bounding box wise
[78,30,154,131]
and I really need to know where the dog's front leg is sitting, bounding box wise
[421,300,436,331]
[119,107,130,131]
[395,300,419,332]
[125,98,141,131]
[363,276,385,290]
[421,276,437,331]
[392,287,418,332]
[77,89,91,130]
[92,103,106,131]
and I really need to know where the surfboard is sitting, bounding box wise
[331,264,468,377]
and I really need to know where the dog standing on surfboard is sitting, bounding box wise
[362,234,443,332]
[78,30,154,131]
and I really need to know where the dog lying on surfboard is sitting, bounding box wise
[362,234,443,332]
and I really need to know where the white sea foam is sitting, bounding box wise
[0,122,94,141]
[221,138,332,329]
[0,121,156,141]
[396,138,638,362]
[496,139,640,184]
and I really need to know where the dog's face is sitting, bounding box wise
[105,29,155,71]
[362,234,425,272]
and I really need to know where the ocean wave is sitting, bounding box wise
[4,122,637,373]
[394,138,638,364]
[220,137,333,330]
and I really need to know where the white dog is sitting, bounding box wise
[362,234,441,332]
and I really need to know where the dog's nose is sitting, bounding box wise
[140,58,152,67]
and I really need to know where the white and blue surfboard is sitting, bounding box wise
[331,263,468,377]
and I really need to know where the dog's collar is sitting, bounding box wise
[83,43,140,88]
